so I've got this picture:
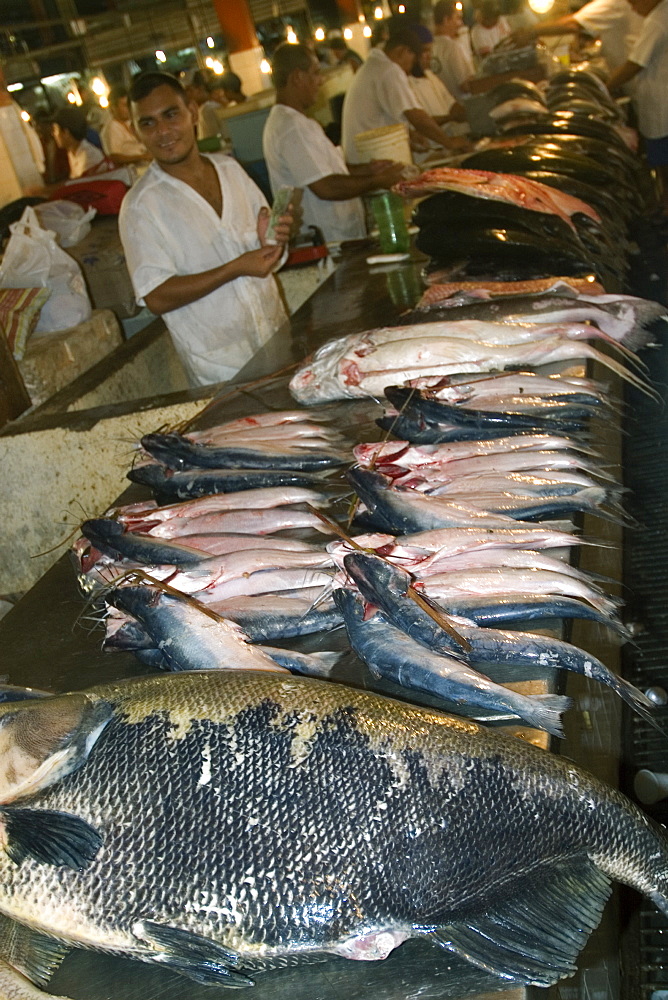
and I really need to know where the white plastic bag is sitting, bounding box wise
[33,200,96,247]
[0,206,92,333]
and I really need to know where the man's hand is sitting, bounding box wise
[257,204,294,247]
[374,162,410,189]
[235,244,284,278]
[444,135,473,152]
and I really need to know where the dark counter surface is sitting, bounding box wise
[0,245,617,1000]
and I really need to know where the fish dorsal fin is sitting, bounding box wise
[0,695,113,805]
[0,913,70,987]
[431,855,612,987]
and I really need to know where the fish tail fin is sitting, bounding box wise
[612,677,664,729]
[522,694,572,739]
[582,346,660,401]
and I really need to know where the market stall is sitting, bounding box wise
[0,65,667,1000]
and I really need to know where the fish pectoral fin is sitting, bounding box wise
[429,856,612,987]
[0,695,113,805]
[0,807,103,871]
[133,920,254,988]
[0,913,71,988]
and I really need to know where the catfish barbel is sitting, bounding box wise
[0,672,667,996]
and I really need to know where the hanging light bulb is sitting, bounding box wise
[260,58,271,74]
[20,110,30,122]
[363,24,372,36]
[206,36,215,48]
[155,50,166,62]
[398,4,406,11]
[343,27,353,39]
[90,76,106,96]
[212,59,224,74]
[205,56,214,68]
[314,27,325,41]
[528,0,554,11]
[99,95,109,108]
[286,27,298,43]
[374,6,384,19]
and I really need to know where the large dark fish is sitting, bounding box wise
[128,464,326,502]
[1,671,667,993]
[140,432,348,473]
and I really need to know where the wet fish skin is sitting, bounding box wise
[140,432,348,473]
[334,588,572,736]
[1,671,668,988]
[81,518,211,569]
[127,464,326,501]
[206,593,343,641]
[342,553,652,720]
[425,594,629,636]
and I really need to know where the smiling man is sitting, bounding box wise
[119,71,292,387]
[263,42,405,244]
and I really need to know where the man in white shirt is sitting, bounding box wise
[432,0,477,102]
[121,72,293,388]
[512,0,642,74]
[607,0,668,210]
[263,43,405,244]
[470,0,512,60]
[52,107,105,178]
[341,25,470,163]
[100,85,151,167]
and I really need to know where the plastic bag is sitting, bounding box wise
[33,200,96,247]
[0,206,92,333]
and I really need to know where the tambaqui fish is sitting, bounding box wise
[1,672,667,993]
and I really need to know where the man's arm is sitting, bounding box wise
[310,162,405,201]
[606,59,643,93]
[512,15,581,45]
[143,245,284,314]
[404,108,471,150]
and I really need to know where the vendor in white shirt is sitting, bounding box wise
[432,0,477,102]
[121,71,293,388]
[341,25,470,164]
[512,0,642,74]
[263,43,405,244]
[52,106,105,178]
[100,85,151,167]
[470,0,512,60]
[607,0,668,212]
[409,24,467,124]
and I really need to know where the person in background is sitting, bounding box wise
[198,80,228,140]
[409,24,460,121]
[263,42,404,244]
[341,25,470,163]
[371,22,390,48]
[52,107,105,178]
[120,72,293,388]
[511,0,642,75]
[504,0,539,33]
[328,36,364,73]
[470,0,512,59]
[218,71,246,105]
[100,85,151,167]
[432,0,477,101]
[74,79,109,148]
[184,70,210,110]
[607,0,668,212]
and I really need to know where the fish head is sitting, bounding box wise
[140,433,190,471]
[0,694,112,807]
[81,518,126,560]
[127,464,170,488]
[343,552,412,602]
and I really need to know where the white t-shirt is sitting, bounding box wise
[470,17,511,59]
[100,118,147,159]
[263,103,366,244]
[68,138,105,178]
[629,0,668,138]
[119,153,287,387]
[409,70,456,119]
[574,0,643,72]
[341,47,418,163]
[431,34,475,102]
